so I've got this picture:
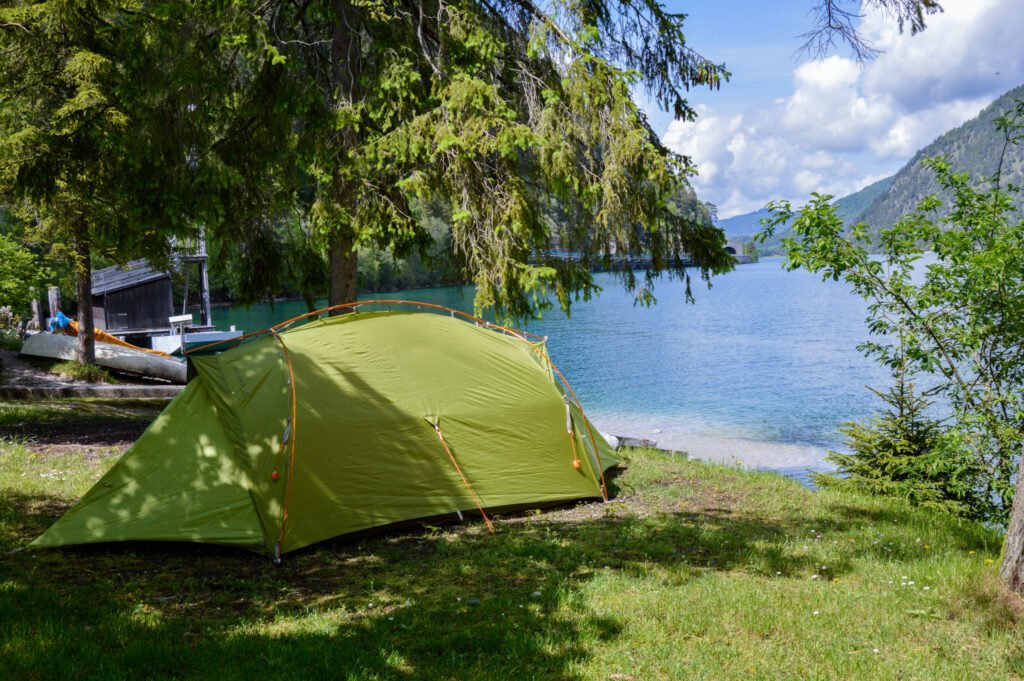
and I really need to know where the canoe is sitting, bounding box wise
[20,333,187,384]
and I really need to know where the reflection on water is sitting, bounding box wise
[216,259,890,481]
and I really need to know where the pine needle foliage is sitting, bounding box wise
[815,363,987,519]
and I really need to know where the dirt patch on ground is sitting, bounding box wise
[25,441,137,459]
[0,395,164,451]
[0,347,76,389]
[2,419,151,450]
[2,419,153,449]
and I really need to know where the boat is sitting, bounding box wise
[150,329,244,356]
[20,333,187,384]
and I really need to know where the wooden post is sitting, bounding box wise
[199,259,212,327]
[47,286,61,320]
[30,299,43,332]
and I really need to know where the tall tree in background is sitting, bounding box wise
[0,0,947,359]
[0,1,129,362]
[207,0,947,317]
[0,1,287,361]
[0,1,197,361]
[205,0,736,318]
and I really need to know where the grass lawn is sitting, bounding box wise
[1,399,1021,680]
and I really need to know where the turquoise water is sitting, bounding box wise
[214,259,890,480]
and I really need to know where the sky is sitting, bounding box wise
[647,0,1024,218]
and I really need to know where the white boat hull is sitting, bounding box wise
[150,330,243,355]
[21,333,187,384]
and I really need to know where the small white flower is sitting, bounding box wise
[923,586,931,591]
[873,648,880,654]
[908,581,915,586]
[813,610,820,615]
[811,575,819,580]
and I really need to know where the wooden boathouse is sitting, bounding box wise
[90,235,214,342]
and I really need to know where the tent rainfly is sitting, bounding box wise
[31,303,618,560]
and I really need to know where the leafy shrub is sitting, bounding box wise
[815,374,988,519]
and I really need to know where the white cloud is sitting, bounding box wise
[662,0,1024,218]
[862,0,1024,111]
[779,57,894,151]
[869,97,995,159]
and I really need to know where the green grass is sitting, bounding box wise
[0,330,22,352]
[47,360,117,383]
[0,399,1021,680]
[0,398,167,427]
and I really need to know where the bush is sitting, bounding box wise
[764,101,1024,525]
[0,233,50,317]
[815,373,988,519]
[0,306,22,351]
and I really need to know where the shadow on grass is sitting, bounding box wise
[0,399,165,446]
[5,477,992,681]
[3,491,627,680]
[825,500,1003,557]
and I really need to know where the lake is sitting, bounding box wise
[215,258,892,482]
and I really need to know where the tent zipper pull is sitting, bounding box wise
[281,418,292,445]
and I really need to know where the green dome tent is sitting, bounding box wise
[31,303,617,559]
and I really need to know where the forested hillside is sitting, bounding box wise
[834,176,895,224]
[859,84,1024,229]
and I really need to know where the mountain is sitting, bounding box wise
[833,176,895,224]
[715,83,1024,250]
[715,176,896,252]
[858,84,1024,230]
[715,176,895,240]
[715,208,775,238]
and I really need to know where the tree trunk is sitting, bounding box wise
[73,223,95,365]
[999,445,1024,591]
[324,0,362,317]
[328,231,359,312]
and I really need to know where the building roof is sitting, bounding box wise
[91,259,169,296]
